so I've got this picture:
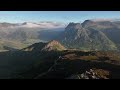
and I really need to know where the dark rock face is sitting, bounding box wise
[81,20,95,28]
[0,22,18,28]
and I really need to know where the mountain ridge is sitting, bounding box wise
[57,22,117,51]
[0,20,120,51]
[23,40,65,52]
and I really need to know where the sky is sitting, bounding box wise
[0,11,120,24]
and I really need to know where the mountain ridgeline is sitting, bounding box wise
[1,20,120,79]
[0,20,120,51]
[57,22,118,51]
[0,22,64,51]
[23,40,65,52]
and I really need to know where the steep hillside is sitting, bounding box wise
[82,20,120,44]
[57,22,117,51]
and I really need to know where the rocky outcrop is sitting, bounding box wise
[67,68,110,79]
[41,40,65,51]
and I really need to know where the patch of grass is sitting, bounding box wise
[80,56,98,60]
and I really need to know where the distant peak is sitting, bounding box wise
[22,22,27,25]
[66,22,82,30]
[83,20,94,22]
[81,20,95,27]
[22,22,35,25]
[82,20,94,24]
[67,22,81,26]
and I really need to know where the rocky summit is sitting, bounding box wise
[23,40,65,52]
[41,40,65,51]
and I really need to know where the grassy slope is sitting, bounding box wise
[0,39,45,51]
[14,50,120,79]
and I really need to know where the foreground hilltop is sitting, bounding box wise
[13,46,120,79]
[42,40,65,51]
[23,40,65,52]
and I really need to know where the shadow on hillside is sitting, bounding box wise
[38,58,120,79]
[0,49,61,79]
[0,50,120,79]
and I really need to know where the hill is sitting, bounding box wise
[81,20,120,50]
[23,40,65,52]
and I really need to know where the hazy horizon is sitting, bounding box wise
[0,11,120,24]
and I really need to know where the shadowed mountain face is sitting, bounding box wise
[57,22,117,51]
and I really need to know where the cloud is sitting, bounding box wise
[91,18,120,22]
[19,21,66,29]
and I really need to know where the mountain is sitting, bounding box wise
[81,20,120,50]
[2,20,120,79]
[57,22,117,51]
[81,20,96,28]
[82,20,117,29]
[0,22,65,51]
[1,20,120,51]
[0,22,65,39]
[0,22,18,28]
[23,40,65,52]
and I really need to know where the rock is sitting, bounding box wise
[67,68,110,79]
